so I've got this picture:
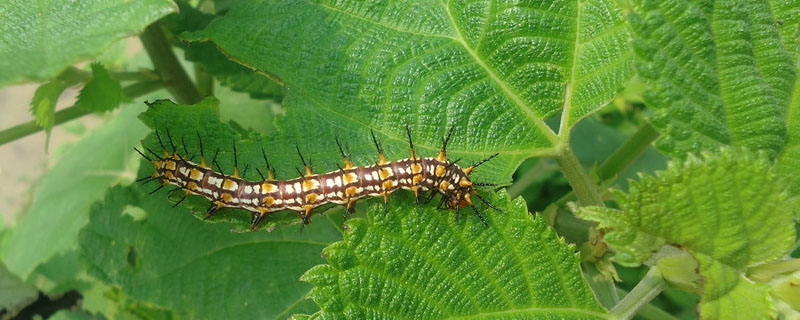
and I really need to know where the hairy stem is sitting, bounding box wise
[612,266,668,320]
[140,22,202,104]
[596,122,659,182]
[555,144,604,206]
[0,81,162,146]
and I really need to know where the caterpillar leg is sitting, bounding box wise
[204,202,224,220]
[250,208,270,230]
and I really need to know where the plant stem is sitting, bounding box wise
[555,122,660,207]
[615,288,679,320]
[582,262,621,308]
[140,22,202,104]
[555,144,604,206]
[0,81,161,146]
[612,266,668,320]
[596,122,659,182]
[194,63,214,97]
[747,258,800,282]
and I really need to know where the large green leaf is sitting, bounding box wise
[774,1,800,195]
[630,0,798,159]
[184,0,632,182]
[78,183,340,319]
[0,104,150,280]
[300,191,610,319]
[0,0,176,85]
[575,148,797,319]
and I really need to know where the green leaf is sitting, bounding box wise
[47,310,95,320]
[162,2,284,100]
[0,262,37,314]
[0,104,150,280]
[0,0,176,85]
[78,183,341,319]
[776,1,800,195]
[630,0,798,159]
[575,148,797,319]
[188,0,633,179]
[30,80,66,140]
[299,191,610,319]
[76,63,127,113]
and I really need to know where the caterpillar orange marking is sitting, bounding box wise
[134,126,500,230]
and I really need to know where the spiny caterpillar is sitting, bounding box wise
[134,127,500,230]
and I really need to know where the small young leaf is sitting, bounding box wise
[575,148,797,319]
[76,63,127,112]
[30,80,66,137]
[299,191,610,319]
[630,0,798,159]
[0,0,176,85]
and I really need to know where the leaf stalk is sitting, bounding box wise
[0,81,162,147]
[140,22,202,104]
[611,266,667,320]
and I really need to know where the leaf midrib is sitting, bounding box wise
[439,0,559,146]
[309,0,560,151]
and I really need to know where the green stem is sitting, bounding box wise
[615,288,679,320]
[747,258,800,282]
[0,81,162,146]
[596,122,659,182]
[555,144,604,206]
[611,266,668,320]
[194,63,214,97]
[140,22,202,104]
[555,122,659,207]
[112,70,159,82]
[581,262,621,309]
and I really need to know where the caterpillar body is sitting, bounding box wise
[135,127,499,230]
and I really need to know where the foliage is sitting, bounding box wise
[575,148,796,319]
[302,192,609,319]
[0,0,176,85]
[0,0,798,319]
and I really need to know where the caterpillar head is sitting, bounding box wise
[445,188,474,210]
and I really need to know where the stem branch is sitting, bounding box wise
[611,266,668,320]
[140,22,202,104]
[554,144,604,206]
[0,81,161,146]
[555,122,659,207]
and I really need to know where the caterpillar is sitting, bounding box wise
[134,127,500,230]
